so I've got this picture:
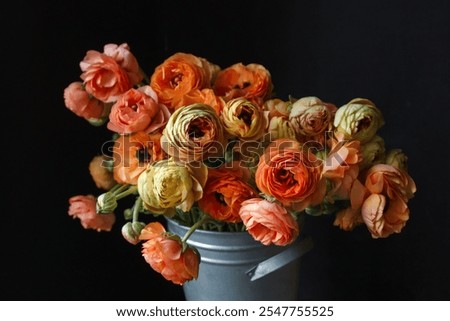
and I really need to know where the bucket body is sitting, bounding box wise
[166,219,303,301]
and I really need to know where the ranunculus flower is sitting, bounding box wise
[107,85,170,135]
[161,103,226,163]
[360,135,385,170]
[63,82,106,120]
[213,62,273,107]
[80,43,142,103]
[140,222,199,285]
[220,98,267,141]
[121,221,146,245]
[198,167,258,223]
[263,98,292,118]
[150,52,220,109]
[68,195,115,232]
[174,88,225,115]
[88,155,116,190]
[239,198,299,246]
[333,98,385,144]
[137,158,208,214]
[268,116,296,140]
[113,131,165,185]
[385,148,409,171]
[289,96,337,144]
[255,139,326,211]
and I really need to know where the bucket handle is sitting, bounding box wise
[246,236,313,282]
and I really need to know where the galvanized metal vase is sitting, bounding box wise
[166,218,313,301]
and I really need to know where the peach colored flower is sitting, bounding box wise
[88,155,116,190]
[107,85,170,134]
[221,98,268,141]
[239,198,299,246]
[263,98,292,118]
[68,195,115,232]
[289,96,337,144]
[63,82,106,119]
[174,88,225,115]
[113,131,165,185]
[140,222,199,285]
[150,52,220,109]
[213,62,273,107]
[198,167,258,223]
[80,43,142,103]
[161,103,226,163]
[255,139,326,211]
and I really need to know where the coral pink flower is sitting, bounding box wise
[80,43,142,103]
[107,85,170,134]
[140,222,199,285]
[239,198,299,246]
[63,82,106,119]
[68,195,115,232]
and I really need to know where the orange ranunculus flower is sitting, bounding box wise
[289,96,337,144]
[68,195,116,232]
[80,43,143,103]
[150,52,220,109]
[213,62,273,107]
[161,103,226,163]
[255,139,326,211]
[361,164,417,238]
[140,222,199,285]
[239,198,299,246]
[63,82,106,120]
[107,85,170,135]
[198,167,258,223]
[88,155,116,190]
[172,88,225,115]
[113,131,165,185]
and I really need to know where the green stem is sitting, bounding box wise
[182,215,210,243]
[132,197,142,223]
[108,183,123,194]
[115,185,138,200]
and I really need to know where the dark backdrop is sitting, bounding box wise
[2,0,449,300]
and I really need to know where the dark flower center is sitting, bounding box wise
[136,147,151,164]
[215,192,227,206]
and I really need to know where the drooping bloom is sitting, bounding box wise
[68,195,115,232]
[88,155,116,190]
[150,52,220,109]
[220,98,267,141]
[112,131,165,185]
[140,222,199,285]
[137,158,208,214]
[161,103,225,163]
[107,85,170,135]
[198,166,258,222]
[239,198,299,246]
[80,43,143,103]
[255,139,326,211]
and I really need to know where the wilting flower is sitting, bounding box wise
[255,139,326,211]
[68,195,115,232]
[161,103,225,163]
[385,148,409,171]
[220,98,267,141]
[63,82,107,121]
[113,131,165,185]
[333,98,384,144]
[239,198,299,246]
[150,52,220,109]
[198,166,258,223]
[140,222,199,285]
[107,85,170,135]
[80,43,143,103]
[360,135,385,170]
[137,158,208,214]
[213,62,273,107]
[88,155,116,190]
[289,96,337,143]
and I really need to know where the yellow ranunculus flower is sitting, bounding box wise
[268,116,296,140]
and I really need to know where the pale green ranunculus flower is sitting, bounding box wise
[360,135,386,170]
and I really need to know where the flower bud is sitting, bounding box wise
[360,135,385,170]
[96,192,118,214]
[385,149,408,171]
[121,221,146,245]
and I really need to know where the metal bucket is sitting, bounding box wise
[166,218,312,301]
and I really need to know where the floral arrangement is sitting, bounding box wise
[64,43,417,286]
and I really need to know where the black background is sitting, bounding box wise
[2,0,449,300]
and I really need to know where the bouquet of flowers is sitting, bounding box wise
[64,43,417,285]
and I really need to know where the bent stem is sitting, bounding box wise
[132,197,142,223]
[181,214,210,243]
[115,185,138,200]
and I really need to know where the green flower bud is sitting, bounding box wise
[121,221,146,245]
[96,192,118,214]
